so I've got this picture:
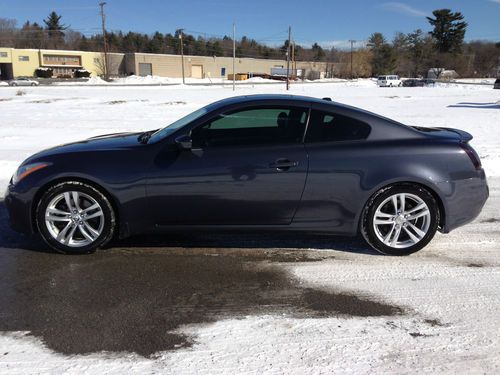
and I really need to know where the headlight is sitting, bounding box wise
[12,162,51,185]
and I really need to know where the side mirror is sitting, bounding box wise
[175,135,192,151]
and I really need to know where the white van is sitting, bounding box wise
[377,75,402,87]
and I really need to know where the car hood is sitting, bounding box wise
[24,131,144,164]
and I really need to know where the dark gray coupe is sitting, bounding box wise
[5,95,488,255]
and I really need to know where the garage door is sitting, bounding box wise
[191,65,203,79]
[138,63,152,76]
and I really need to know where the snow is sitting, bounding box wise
[0,80,499,373]
[52,74,290,85]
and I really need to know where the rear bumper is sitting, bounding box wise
[438,169,489,233]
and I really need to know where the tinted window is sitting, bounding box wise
[306,110,371,143]
[191,107,308,148]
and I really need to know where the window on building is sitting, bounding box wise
[18,56,29,61]
[0,52,7,58]
[191,107,308,148]
[306,110,371,143]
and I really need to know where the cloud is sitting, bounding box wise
[380,2,428,17]
[489,0,500,4]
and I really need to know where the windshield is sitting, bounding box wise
[149,106,209,142]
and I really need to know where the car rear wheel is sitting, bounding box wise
[36,181,115,254]
[31,83,36,86]
[361,184,439,255]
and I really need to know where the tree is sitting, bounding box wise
[368,32,386,48]
[43,11,67,49]
[372,44,397,75]
[15,21,45,49]
[427,9,467,54]
[311,43,325,61]
[404,29,435,77]
[0,18,17,46]
[368,33,397,75]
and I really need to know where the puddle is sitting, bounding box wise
[0,201,403,357]
[0,248,404,357]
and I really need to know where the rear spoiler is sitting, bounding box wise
[437,127,473,143]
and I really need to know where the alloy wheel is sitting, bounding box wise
[44,191,104,248]
[372,193,431,249]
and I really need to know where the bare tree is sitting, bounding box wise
[0,18,17,46]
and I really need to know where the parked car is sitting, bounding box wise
[8,77,39,86]
[377,75,402,87]
[402,79,425,87]
[422,79,436,87]
[5,95,488,256]
[494,78,500,89]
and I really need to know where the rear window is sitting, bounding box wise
[378,76,386,80]
[306,110,371,143]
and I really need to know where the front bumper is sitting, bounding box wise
[4,183,36,235]
[438,169,489,233]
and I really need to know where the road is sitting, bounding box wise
[0,179,498,373]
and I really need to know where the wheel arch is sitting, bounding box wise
[31,176,121,235]
[358,180,446,233]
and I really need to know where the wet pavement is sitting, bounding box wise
[0,201,404,357]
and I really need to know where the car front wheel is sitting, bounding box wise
[36,181,116,254]
[361,184,439,255]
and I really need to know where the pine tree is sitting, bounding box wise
[368,32,386,48]
[427,9,467,54]
[311,43,325,61]
[43,11,67,49]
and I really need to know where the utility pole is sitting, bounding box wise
[286,26,291,90]
[179,29,185,84]
[99,2,108,79]
[349,39,355,80]
[232,22,236,91]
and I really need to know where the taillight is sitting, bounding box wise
[460,143,482,170]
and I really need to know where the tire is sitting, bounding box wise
[31,83,36,86]
[361,184,439,256]
[36,181,116,254]
[10,83,17,86]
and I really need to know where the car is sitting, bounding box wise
[5,95,489,255]
[402,79,425,87]
[8,77,39,86]
[422,78,436,87]
[494,78,500,89]
[377,75,402,87]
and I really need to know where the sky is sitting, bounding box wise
[1,0,499,49]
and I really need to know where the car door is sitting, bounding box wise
[147,105,310,226]
[293,105,372,233]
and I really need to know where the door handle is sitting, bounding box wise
[269,159,299,171]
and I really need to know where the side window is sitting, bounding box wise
[191,107,308,148]
[306,110,371,143]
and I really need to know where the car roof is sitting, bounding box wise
[207,94,398,121]
[206,94,363,111]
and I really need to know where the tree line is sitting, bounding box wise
[1,9,499,78]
